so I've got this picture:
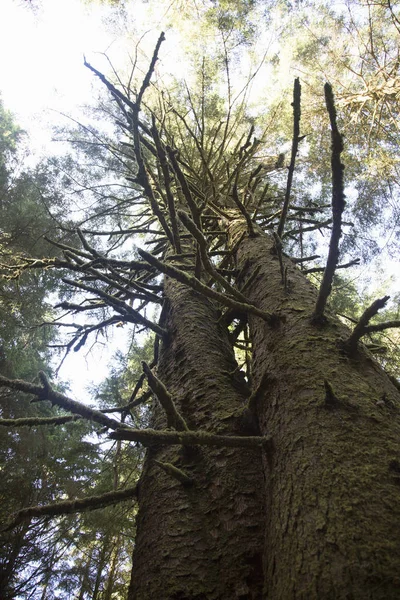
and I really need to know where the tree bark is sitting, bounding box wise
[128,277,265,600]
[231,218,400,599]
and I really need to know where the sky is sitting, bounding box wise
[0,0,138,396]
[0,0,196,400]
[0,0,185,154]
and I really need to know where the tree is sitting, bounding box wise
[0,19,400,600]
[0,99,138,599]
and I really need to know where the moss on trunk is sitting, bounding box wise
[232,218,400,599]
[128,277,265,600]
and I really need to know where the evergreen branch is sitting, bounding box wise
[313,83,346,322]
[3,486,138,531]
[153,460,194,486]
[345,296,391,351]
[142,361,188,431]
[0,415,81,427]
[0,373,123,430]
[109,427,272,449]
[277,78,302,238]
[137,248,277,324]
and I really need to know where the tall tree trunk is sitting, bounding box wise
[103,538,119,600]
[231,218,400,599]
[128,278,265,600]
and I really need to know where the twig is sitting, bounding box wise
[313,83,346,322]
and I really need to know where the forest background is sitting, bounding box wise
[0,0,399,598]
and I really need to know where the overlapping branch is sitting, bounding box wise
[138,247,277,324]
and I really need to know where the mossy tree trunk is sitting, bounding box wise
[128,276,265,600]
[230,217,400,599]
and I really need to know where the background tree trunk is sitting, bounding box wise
[128,277,265,600]
[232,220,400,599]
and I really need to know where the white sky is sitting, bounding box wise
[0,0,137,396]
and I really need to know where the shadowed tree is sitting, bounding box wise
[0,32,400,600]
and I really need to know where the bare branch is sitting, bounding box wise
[304,258,360,274]
[142,361,188,431]
[61,278,167,338]
[109,427,272,449]
[178,210,250,303]
[0,415,81,427]
[345,296,391,351]
[232,176,257,237]
[313,83,346,322]
[4,486,138,531]
[0,373,123,430]
[138,248,278,324]
[277,78,302,238]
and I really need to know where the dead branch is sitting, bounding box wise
[3,485,138,531]
[138,248,277,324]
[151,117,182,253]
[0,373,123,430]
[304,258,360,274]
[313,83,346,322]
[109,427,272,449]
[142,361,188,431]
[277,78,302,238]
[61,278,166,338]
[178,210,250,303]
[153,460,194,486]
[232,176,257,237]
[344,295,391,351]
[0,415,81,427]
